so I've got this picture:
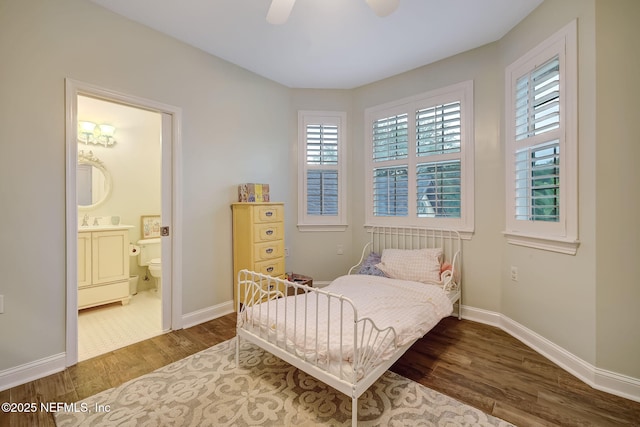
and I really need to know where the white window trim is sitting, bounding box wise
[297,111,348,232]
[504,20,579,255]
[364,81,475,239]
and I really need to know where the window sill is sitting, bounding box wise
[458,230,474,241]
[503,231,580,255]
[297,224,348,232]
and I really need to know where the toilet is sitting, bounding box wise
[137,238,161,295]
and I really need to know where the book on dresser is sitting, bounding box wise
[231,202,285,310]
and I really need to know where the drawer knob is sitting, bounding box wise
[266,230,274,235]
[266,248,273,254]
[265,211,273,217]
[267,267,274,272]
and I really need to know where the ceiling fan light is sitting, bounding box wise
[266,0,296,25]
[366,0,400,17]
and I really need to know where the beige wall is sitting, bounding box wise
[350,0,639,382]
[1,0,638,389]
[595,0,640,378]
[287,89,356,281]
[352,42,505,312]
[498,0,598,365]
[0,0,291,370]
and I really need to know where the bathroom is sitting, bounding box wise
[76,95,163,361]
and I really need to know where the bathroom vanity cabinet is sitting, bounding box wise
[78,228,131,309]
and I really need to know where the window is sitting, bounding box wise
[365,81,474,237]
[504,20,578,254]
[298,111,347,231]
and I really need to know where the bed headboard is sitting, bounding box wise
[349,226,462,286]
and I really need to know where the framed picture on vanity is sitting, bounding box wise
[141,215,161,238]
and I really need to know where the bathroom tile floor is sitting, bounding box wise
[78,289,163,361]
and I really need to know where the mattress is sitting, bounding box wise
[238,274,453,380]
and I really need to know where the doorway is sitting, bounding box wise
[65,79,183,366]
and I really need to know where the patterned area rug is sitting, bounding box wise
[55,338,514,426]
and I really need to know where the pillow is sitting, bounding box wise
[356,252,387,277]
[440,262,453,274]
[376,248,442,283]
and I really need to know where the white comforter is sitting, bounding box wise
[239,274,453,374]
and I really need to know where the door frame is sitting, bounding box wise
[64,78,183,366]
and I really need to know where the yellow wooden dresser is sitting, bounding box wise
[231,202,285,309]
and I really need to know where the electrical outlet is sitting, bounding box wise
[0,295,4,314]
[336,244,344,255]
[284,247,290,257]
[510,266,519,281]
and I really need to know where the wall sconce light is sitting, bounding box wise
[78,121,117,147]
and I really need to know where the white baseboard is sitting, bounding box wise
[181,300,235,329]
[0,302,235,393]
[0,353,66,393]
[3,302,638,405]
[460,305,640,404]
[181,300,640,403]
[458,304,502,327]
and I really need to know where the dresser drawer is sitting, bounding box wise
[255,205,284,223]
[254,240,284,260]
[254,223,284,242]
[254,257,285,277]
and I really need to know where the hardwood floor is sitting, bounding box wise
[392,317,640,426]
[2,314,639,426]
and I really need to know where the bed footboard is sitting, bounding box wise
[235,269,403,426]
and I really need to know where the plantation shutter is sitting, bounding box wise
[365,81,473,229]
[513,55,561,223]
[372,114,409,162]
[373,166,408,217]
[515,56,560,140]
[416,160,461,218]
[515,141,560,221]
[305,124,338,216]
[416,102,461,156]
[415,101,462,218]
[371,114,409,217]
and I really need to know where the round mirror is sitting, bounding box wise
[77,150,112,210]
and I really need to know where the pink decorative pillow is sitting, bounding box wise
[441,262,452,274]
[376,248,443,283]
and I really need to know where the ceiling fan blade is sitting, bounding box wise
[266,0,296,25]
[366,0,400,17]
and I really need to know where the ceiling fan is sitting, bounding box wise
[266,0,400,25]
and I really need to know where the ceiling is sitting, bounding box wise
[91,0,543,89]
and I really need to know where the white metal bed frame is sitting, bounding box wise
[235,226,462,426]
